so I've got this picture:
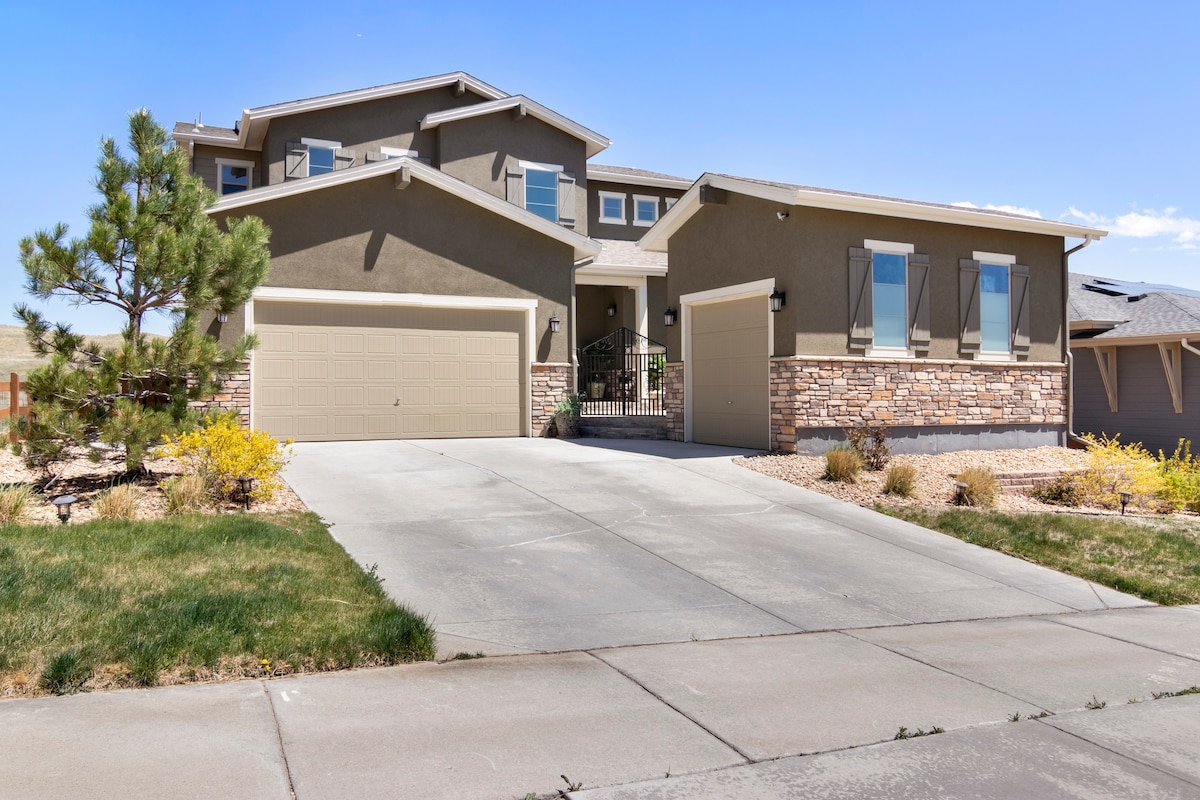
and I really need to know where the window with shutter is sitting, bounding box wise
[557,172,576,228]
[294,137,343,178]
[963,251,1024,358]
[907,253,931,351]
[959,259,982,353]
[284,142,308,181]
[852,240,919,354]
[848,247,873,349]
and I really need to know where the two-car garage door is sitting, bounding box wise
[253,302,524,442]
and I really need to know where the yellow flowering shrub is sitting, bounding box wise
[159,414,293,502]
[1077,433,1165,511]
[1158,439,1200,512]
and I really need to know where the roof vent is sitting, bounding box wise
[1127,294,1147,303]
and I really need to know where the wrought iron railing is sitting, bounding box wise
[577,328,667,416]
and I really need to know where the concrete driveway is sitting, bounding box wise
[284,438,1147,656]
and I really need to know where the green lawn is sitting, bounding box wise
[0,511,436,696]
[886,507,1200,605]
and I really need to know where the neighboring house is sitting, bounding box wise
[639,175,1105,452]
[1069,273,1200,453]
[173,73,685,441]
[174,71,1108,452]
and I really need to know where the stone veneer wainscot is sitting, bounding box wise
[532,362,574,435]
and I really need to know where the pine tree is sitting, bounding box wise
[14,109,271,474]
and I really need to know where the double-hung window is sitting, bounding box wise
[598,191,626,225]
[506,160,576,227]
[848,240,930,355]
[633,195,660,227]
[961,251,1028,358]
[284,138,354,180]
[215,158,253,195]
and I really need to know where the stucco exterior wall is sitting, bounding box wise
[666,192,1066,364]
[212,173,575,362]
[437,114,588,234]
[260,86,490,185]
[587,180,685,242]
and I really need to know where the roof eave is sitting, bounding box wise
[207,159,600,260]
[1071,331,1200,347]
[586,169,693,190]
[421,95,611,158]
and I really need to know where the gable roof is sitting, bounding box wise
[578,239,669,277]
[1070,272,1200,341]
[587,164,692,190]
[207,158,600,261]
[640,173,1107,252]
[174,72,508,151]
[421,96,611,158]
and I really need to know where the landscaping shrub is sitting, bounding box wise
[884,463,918,497]
[1077,433,1165,511]
[0,485,34,526]
[845,425,891,471]
[160,473,212,516]
[954,466,997,508]
[1028,474,1082,507]
[159,414,293,502]
[824,447,862,483]
[92,484,142,521]
[1158,439,1200,512]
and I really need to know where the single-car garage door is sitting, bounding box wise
[690,296,769,449]
[253,302,524,441]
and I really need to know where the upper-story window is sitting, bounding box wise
[506,161,576,227]
[633,195,659,227]
[598,191,626,225]
[665,197,678,210]
[284,138,354,180]
[215,158,253,195]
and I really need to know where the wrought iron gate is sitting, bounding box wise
[577,328,667,416]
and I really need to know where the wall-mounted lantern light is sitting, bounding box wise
[52,495,77,524]
[769,288,786,313]
[664,307,677,327]
[606,302,617,317]
[549,315,561,334]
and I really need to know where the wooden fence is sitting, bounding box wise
[1,373,29,443]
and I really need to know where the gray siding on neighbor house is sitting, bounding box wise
[587,180,686,241]
[210,172,576,363]
[191,145,262,195]
[1073,344,1200,453]
[666,192,1067,363]
[261,86,491,185]
[437,113,588,234]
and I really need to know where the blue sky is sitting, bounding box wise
[3,1,1197,334]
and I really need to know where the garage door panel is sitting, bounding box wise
[691,296,769,450]
[254,304,524,442]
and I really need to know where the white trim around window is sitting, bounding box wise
[633,194,660,227]
[214,158,254,196]
[597,191,627,225]
[973,250,1017,266]
[865,239,915,357]
[380,146,418,158]
[517,159,564,173]
[864,239,914,255]
[665,197,678,210]
[300,137,342,149]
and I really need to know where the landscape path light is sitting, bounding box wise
[237,477,255,511]
[1118,490,1131,516]
[52,495,77,524]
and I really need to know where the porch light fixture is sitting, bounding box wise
[1118,490,1131,516]
[52,495,77,524]
[664,307,677,327]
[549,315,561,334]
[769,288,786,313]
[237,477,255,510]
[606,302,617,317]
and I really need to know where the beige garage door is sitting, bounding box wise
[690,296,769,449]
[253,302,524,442]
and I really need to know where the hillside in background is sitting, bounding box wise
[0,325,160,379]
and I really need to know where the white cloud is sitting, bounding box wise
[952,201,1043,219]
[1064,206,1200,248]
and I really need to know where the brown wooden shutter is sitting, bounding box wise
[1010,264,1031,354]
[907,253,931,351]
[557,171,576,227]
[506,169,524,207]
[284,142,308,180]
[959,259,981,353]
[848,247,873,349]
[365,151,388,163]
[334,148,355,171]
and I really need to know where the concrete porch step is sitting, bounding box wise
[579,415,669,440]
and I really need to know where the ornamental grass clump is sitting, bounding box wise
[824,447,862,483]
[160,473,212,516]
[0,485,34,526]
[159,413,292,503]
[92,484,142,521]
[884,463,918,497]
[1077,433,1165,511]
[954,466,997,508]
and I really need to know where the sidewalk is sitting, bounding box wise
[4,605,1199,799]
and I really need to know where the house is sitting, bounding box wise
[175,72,1107,453]
[1069,273,1200,454]
[640,175,1105,452]
[173,72,686,440]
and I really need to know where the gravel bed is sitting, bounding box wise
[737,446,1106,513]
[0,445,306,525]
